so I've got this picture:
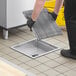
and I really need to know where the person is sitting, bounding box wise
[27,0,76,59]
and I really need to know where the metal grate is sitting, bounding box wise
[23,9,62,40]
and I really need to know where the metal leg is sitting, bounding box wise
[3,29,8,39]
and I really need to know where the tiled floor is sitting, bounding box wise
[0,26,76,76]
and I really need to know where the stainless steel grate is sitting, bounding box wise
[23,9,62,40]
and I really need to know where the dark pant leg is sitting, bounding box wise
[66,20,76,54]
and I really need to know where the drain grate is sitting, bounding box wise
[23,9,62,40]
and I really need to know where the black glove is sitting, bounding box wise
[27,18,35,31]
[48,12,57,20]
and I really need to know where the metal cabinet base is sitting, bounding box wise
[3,29,8,40]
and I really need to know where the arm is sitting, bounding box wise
[31,0,64,21]
[27,0,64,31]
[54,0,64,15]
[32,0,46,21]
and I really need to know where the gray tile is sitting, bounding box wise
[26,60,41,67]
[44,69,59,76]
[34,64,50,72]
[9,52,23,58]
[17,55,31,63]
[27,68,40,74]
[45,53,60,59]
[19,63,31,70]
[1,54,14,61]
[0,47,14,54]
[63,60,76,69]
[36,56,50,63]
[54,57,70,64]
[44,60,60,68]
[37,73,47,76]
[57,74,66,76]
[54,65,69,73]
[9,59,22,65]
[64,70,76,76]
[43,38,60,45]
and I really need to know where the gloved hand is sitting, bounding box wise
[48,12,57,20]
[27,18,35,31]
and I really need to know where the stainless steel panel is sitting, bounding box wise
[23,9,62,40]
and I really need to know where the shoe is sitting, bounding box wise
[61,49,76,59]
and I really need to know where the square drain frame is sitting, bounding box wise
[11,39,60,58]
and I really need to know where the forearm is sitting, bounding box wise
[54,0,64,15]
[31,0,46,21]
[31,0,64,21]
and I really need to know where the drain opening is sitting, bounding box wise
[32,54,39,57]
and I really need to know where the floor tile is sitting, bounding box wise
[16,33,34,40]
[0,52,6,57]
[63,60,76,69]
[44,68,59,76]
[37,73,47,76]
[26,60,41,67]
[27,68,40,74]
[73,68,76,71]
[36,56,50,63]
[55,50,61,55]
[54,65,70,73]
[19,63,31,70]
[54,56,70,64]
[9,52,23,58]
[0,44,5,49]
[52,32,68,44]
[43,38,60,45]
[0,39,15,46]
[1,54,14,61]
[54,42,67,48]
[34,64,50,72]
[9,59,22,65]
[9,35,25,43]
[0,47,14,54]
[57,74,66,76]
[44,60,60,68]
[64,70,76,76]
[45,53,60,59]
[17,55,31,63]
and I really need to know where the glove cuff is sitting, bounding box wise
[27,18,35,31]
[30,18,35,24]
[48,12,57,20]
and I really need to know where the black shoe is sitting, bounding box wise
[61,49,76,59]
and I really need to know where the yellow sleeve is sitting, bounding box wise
[44,0,65,27]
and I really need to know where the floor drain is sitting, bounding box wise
[11,39,60,58]
[32,54,39,57]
